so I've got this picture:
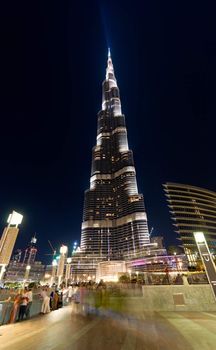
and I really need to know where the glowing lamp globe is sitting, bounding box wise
[60,245,68,254]
[7,211,23,225]
[194,232,205,244]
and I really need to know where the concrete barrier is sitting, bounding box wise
[0,299,43,325]
[141,284,216,311]
[0,292,70,325]
[101,285,216,314]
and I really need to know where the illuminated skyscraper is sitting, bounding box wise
[80,50,149,259]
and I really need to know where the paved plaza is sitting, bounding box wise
[0,305,216,350]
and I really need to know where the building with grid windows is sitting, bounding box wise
[164,182,216,262]
[80,50,149,260]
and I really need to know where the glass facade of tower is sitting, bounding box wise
[80,51,149,259]
[164,182,216,256]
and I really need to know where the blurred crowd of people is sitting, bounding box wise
[8,287,33,322]
[0,282,111,325]
[0,286,69,324]
[0,272,210,325]
[145,272,209,285]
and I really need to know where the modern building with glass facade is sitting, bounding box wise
[164,182,216,260]
[80,50,149,260]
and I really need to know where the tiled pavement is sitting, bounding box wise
[0,305,215,350]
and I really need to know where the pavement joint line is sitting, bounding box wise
[0,308,74,347]
[67,318,100,341]
[51,318,101,349]
[159,312,216,350]
[0,316,100,350]
[121,330,137,350]
[202,312,216,319]
[0,327,47,349]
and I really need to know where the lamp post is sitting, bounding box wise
[65,257,72,288]
[72,241,77,254]
[23,265,31,287]
[174,252,178,271]
[0,211,23,281]
[50,259,58,286]
[57,245,68,287]
[0,265,6,281]
[128,269,131,282]
[194,232,216,300]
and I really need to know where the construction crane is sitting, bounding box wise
[48,240,56,255]
[44,240,57,260]
[149,227,154,238]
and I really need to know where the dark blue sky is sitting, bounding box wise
[0,0,215,263]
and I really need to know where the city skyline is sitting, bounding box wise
[1,1,215,263]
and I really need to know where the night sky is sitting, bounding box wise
[1,1,216,263]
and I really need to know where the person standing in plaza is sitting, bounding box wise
[25,288,33,319]
[9,292,21,323]
[68,285,73,303]
[40,288,50,314]
[18,290,29,321]
[1,296,12,325]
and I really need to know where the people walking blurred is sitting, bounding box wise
[68,285,73,302]
[18,290,29,321]
[9,292,21,323]
[174,274,183,285]
[182,274,189,285]
[1,296,12,325]
[41,288,50,314]
[50,289,59,310]
[57,291,63,309]
[25,288,33,319]
[73,287,81,315]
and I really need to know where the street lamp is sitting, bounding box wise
[173,252,178,271]
[23,265,31,287]
[57,245,68,287]
[72,241,78,254]
[194,231,216,300]
[0,265,6,281]
[50,259,58,286]
[194,232,205,243]
[65,257,72,288]
[128,269,131,281]
[60,245,68,255]
[0,211,23,281]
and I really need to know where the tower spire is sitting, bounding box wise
[106,48,115,81]
[103,49,122,115]
[108,47,111,58]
